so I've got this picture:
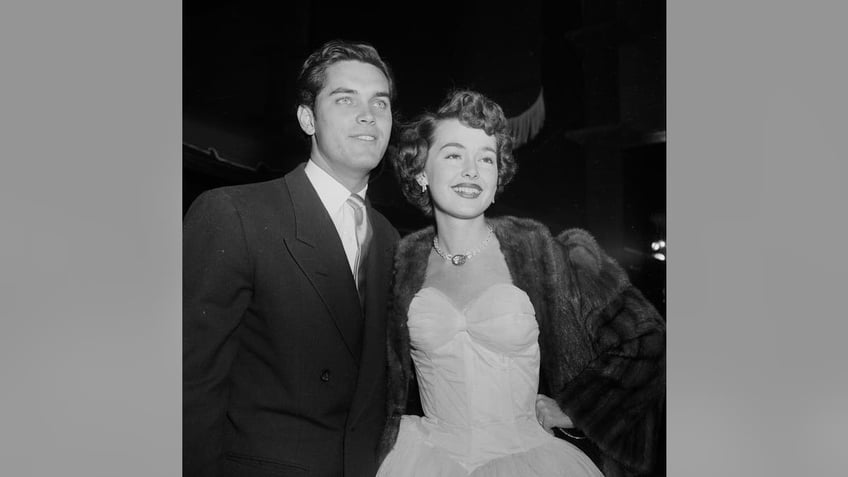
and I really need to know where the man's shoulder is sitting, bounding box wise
[185,177,293,228]
[195,174,293,206]
[222,176,287,197]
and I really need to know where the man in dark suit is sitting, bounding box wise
[183,40,400,477]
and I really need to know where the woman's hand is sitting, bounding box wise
[535,394,574,434]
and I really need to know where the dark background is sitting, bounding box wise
[184,0,666,307]
[184,1,665,470]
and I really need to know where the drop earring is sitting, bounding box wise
[416,174,428,193]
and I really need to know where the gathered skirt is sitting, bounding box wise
[377,415,602,477]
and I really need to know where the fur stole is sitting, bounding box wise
[379,216,665,476]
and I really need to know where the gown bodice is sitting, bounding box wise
[408,283,541,429]
[376,283,601,476]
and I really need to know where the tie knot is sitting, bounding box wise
[347,193,365,210]
[347,193,366,226]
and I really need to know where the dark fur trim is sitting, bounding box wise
[557,228,631,318]
[555,229,666,475]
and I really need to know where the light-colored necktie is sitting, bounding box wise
[346,194,368,293]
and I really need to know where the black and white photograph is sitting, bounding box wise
[183,1,666,476]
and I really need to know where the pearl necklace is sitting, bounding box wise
[432,225,494,266]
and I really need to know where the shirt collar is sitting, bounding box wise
[304,159,368,217]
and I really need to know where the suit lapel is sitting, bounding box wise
[347,209,395,426]
[282,165,363,361]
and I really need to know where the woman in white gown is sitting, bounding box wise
[376,90,666,477]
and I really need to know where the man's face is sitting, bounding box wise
[298,60,392,189]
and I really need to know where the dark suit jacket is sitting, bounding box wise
[184,164,399,477]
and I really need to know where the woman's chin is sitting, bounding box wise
[433,206,489,222]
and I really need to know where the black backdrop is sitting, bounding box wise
[183,0,666,312]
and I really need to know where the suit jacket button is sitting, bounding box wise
[320,369,331,382]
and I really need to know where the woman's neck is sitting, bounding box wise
[433,214,490,255]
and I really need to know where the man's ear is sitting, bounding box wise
[297,105,315,135]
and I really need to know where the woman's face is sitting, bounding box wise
[422,119,499,221]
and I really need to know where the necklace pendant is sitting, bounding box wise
[451,254,467,266]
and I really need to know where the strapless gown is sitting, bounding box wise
[377,284,602,476]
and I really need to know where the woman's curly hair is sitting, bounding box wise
[391,89,518,216]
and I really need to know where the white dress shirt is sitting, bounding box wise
[304,160,368,278]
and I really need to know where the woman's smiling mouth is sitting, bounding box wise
[451,183,483,198]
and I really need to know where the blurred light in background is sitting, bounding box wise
[651,240,666,261]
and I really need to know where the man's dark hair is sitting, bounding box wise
[296,39,396,111]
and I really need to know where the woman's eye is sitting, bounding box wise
[445,153,461,160]
[336,97,353,105]
[373,99,389,110]
[481,156,495,164]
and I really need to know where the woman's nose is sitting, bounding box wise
[462,159,479,179]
